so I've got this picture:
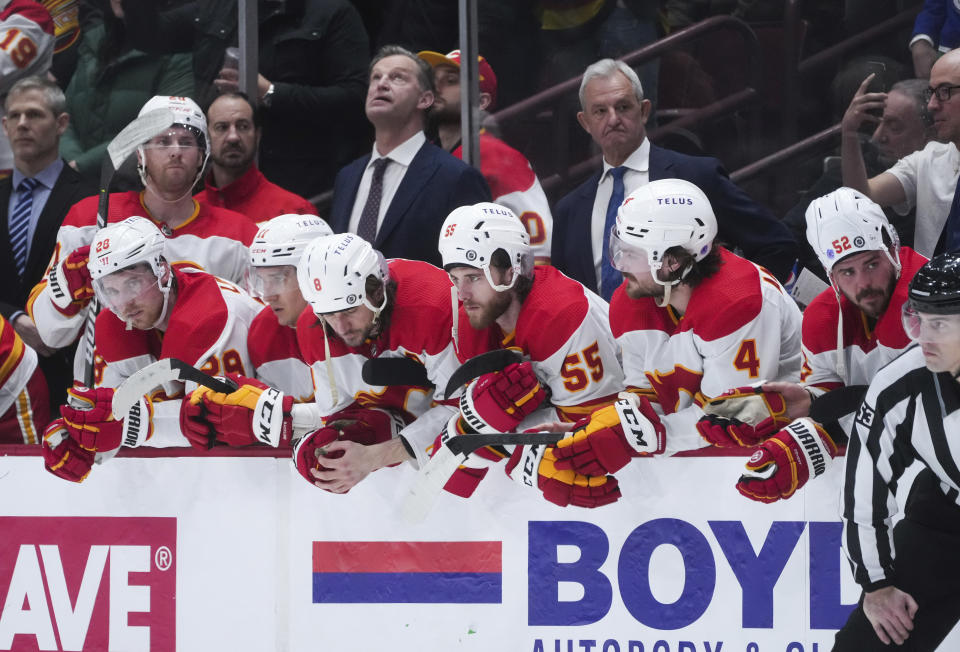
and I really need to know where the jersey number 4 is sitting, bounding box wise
[733,339,760,377]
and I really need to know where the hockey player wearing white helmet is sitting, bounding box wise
[245,213,332,399]
[436,202,626,509]
[28,95,256,382]
[184,232,463,494]
[41,216,264,483]
[553,179,801,484]
[697,188,928,504]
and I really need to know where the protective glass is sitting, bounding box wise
[901,305,960,342]
[608,228,652,276]
[94,268,160,314]
[248,266,298,299]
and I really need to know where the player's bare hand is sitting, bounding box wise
[863,586,918,645]
[841,74,886,135]
[760,381,811,420]
[13,314,54,356]
[309,439,378,493]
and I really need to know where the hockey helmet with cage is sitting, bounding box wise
[297,233,389,317]
[249,214,334,268]
[438,202,532,292]
[906,252,960,315]
[136,96,209,188]
[805,187,901,276]
[610,178,717,286]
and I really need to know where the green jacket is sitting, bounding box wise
[60,23,194,180]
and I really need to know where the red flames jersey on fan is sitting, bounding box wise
[453,132,553,264]
[296,259,460,464]
[93,268,263,446]
[801,247,926,393]
[248,305,313,402]
[0,314,47,443]
[609,247,803,453]
[29,191,256,359]
[454,265,623,422]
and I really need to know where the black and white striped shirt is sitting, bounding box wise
[841,345,960,591]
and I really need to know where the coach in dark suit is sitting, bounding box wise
[329,45,489,265]
[0,77,96,410]
[553,59,798,299]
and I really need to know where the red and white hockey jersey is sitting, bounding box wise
[296,258,461,466]
[0,313,45,443]
[248,305,314,402]
[801,247,926,394]
[610,247,803,453]
[0,0,55,172]
[29,191,256,360]
[93,267,263,446]
[454,265,624,422]
[453,132,553,264]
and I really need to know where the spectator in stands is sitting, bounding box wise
[552,58,798,300]
[788,77,933,281]
[418,49,554,264]
[122,0,371,199]
[0,76,95,411]
[842,49,960,257]
[328,45,490,267]
[59,0,193,186]
[910,0,960,77]
[195,93,316,225]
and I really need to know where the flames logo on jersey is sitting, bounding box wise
[644,365,704,413]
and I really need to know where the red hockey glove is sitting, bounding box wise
[459,361,546,433]
[60,386,153,452]
[48,245,94,316]
[42,419,95,483]
[737,418,839,503]
[505,437,621,508]
[553,393,665,475]
[293,408,405,488]
[697,385,790,447]
[180,374,293,449]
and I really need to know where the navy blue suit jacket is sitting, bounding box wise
[329,141,490,266]
[552,144,799,290]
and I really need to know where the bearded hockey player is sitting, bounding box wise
[42,216,263,482]
[28,95,256,378]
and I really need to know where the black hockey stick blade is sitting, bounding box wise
[808,385,868,424]
[112,358,238,416]
[361,357,434,388]
[443,349,523,399]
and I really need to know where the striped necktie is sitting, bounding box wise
[9,177,39,277]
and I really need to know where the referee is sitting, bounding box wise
[836,252,960,651]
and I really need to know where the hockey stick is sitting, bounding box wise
[401,430,567,524]
[361,357,433,388]
[111,357,238,417]
[442,349,522,399]
[808,385,868,424]
[80,109,177,387]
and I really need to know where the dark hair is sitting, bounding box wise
[490,249,533,302]
[659,245,723,287]
[890,78,934,128]
[312,277,399,341]
[370,44,436,95]
[207,91,261,129]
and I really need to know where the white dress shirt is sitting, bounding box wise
[347,131,426,237]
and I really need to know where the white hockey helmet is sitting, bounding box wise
[137,95,209,188]
[610,178,717,286]
[89,216,173,327]
[438,202,532,292]
[249,214,334,267]
[297,233,390,316]
[805,186,901,276]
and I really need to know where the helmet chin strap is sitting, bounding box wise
[483,266,518,293]
[138,145,209,204]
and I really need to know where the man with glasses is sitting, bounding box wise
[28,95,256,380]
[834,252,960,650]
[842,49,960,256]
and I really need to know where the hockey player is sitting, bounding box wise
[182,232,464,494]
[41,216,264,482]
[0,313,48,443]
[551,179,803,479]
[436,202,625,508]
[246,213,332,399]
[28,95,256,379]
[834,252,960,650]
[697,188,928,502]
[418,49,554,264]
